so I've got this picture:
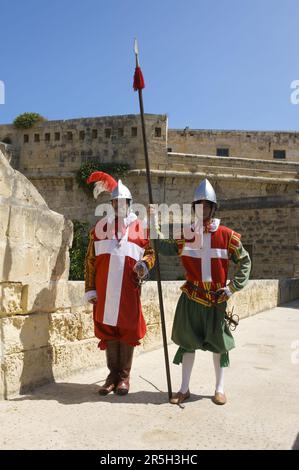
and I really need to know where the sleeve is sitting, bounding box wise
[84,230,96,297]
[148,213,185,256]
[227,233,251,293]
[156,238,185,256]
[150,227,185,256]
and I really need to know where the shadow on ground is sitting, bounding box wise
[10,380,212,406]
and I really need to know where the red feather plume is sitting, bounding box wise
[86,171,117,199]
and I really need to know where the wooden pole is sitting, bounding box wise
[134,40,172,400]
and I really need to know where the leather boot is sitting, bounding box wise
[98,340,120,395]
[116,342,134,395]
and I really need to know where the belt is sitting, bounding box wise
[185,281,221,304]
[185,281,239,331]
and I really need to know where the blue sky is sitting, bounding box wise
[0,0,298,130]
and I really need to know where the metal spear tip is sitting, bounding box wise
[134,38,139,56]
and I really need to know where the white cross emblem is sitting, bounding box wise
[181,233,228,281]
[94,238,145,326]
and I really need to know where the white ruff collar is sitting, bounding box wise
[124,212,138,226]
[192,218,220,233]
[207,218,220,232]
[107,212,137,227]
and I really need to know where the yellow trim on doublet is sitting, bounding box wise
[181,286,213,307]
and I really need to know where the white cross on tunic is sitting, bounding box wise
[94,235,145,326]
[181,232,228,282]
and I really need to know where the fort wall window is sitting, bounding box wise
[216,147,229,157]
[131,127,137,137]
[55,132,60,141]
[105,128,112,138]
[24,134,29,143]
[273,149,286,159]
[79,131,85,141]
[34,134,40,142]
[155,127,162,137]
[45,133,50,142]
[92,129,98,139]
[67,132,73,141]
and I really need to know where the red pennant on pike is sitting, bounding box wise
[133,66,145,91]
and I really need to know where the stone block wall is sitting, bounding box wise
[0,149,73,313]
[219,201,299,280]
[168,129,299,162]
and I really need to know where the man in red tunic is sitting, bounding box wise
[149,178,251,405]
[85,173,155,396]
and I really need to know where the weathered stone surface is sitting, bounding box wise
[49,312,82,344]
[52,338,104,380]
[278,278,299,304]
[1,346,54,398]
[25,280,70,313]
[0,313,50,354]
[139,322,173,355]
[68,281,90,307]
[168,128,299,162]
[79,310,95,340]
[141,281,181,324]
[0,282,25,316]
[227,280,280,319]
[0,148,73,286]
[0,205,9,239]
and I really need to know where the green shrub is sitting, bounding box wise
[13,112,46,129]
[69,220,90,281]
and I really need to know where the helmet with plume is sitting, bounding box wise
[87,171,132,201]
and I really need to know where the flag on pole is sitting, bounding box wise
[133,66,145,91]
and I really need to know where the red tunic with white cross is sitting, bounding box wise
[179,219,241,306]
[91,215,151,348]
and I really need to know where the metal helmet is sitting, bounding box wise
[111,179,132,201]
[193,178,217,205]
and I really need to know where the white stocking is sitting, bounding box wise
[179,352,195,394]
[213,353,225,394]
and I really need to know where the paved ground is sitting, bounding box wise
[0,300,299,450]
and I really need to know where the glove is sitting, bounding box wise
[215,286,232,302]
[84,290,98,304]
[133,261,149,280]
